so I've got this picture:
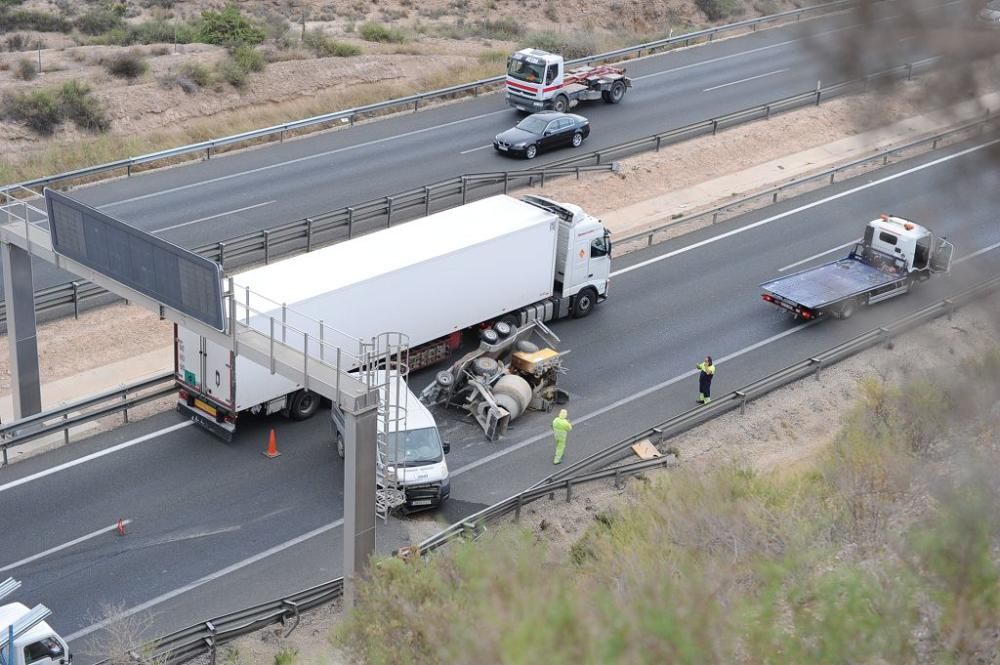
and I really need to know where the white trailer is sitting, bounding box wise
[176,194,612,439]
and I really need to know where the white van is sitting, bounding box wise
[0,603,71,665]
[331,375,450,511]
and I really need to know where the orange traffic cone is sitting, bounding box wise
[263,428,281,459]
[116,518,126,536]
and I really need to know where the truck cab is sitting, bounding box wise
[862,214,954,278]
[522,195,611,318]
[506,49,564,111]
[0,603,71,665]
[332,375,450,512]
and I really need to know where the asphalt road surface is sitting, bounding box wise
[1,134,998,661]
[3,0,965,298]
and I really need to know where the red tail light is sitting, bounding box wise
[800,310,813,320]
[761,294,774,302]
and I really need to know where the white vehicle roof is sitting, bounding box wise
[0,602,60,649]
[369,371,436,433]
[235,195,555,305]
[869,214,929,239]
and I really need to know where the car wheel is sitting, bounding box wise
[572,287,598,318]
[552,95,569,113]
[525,144,538,159]
[606,80,626,104]
[289,389,320,421]
[571,132,583,148]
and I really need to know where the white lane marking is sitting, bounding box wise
[65,517,344,643]
[151,201,276,234]
[460,144,494,155]
[611,138,1000,278]
[98,109,511,210]
[0,521,133,573]
[0,421,193,495]
[703,68,789,92]
[451,322,814,479]
[954,238,1000,264]
[779,238,860,272]
[64,321,812,642]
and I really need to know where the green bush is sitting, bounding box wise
[232,44,265,72]
[195,7,265,47]
[358,21,406,43]
[0,0,26,6]
[302,29,362,57]
[172,62,213,91]
[75,8,124,35]
[474,18,523,40]
[216,58,248,88]
[103,51,148,79]
[477,49,508,65]
[0,8,72,32]
[14,57,36,80]
[130,18,181,44]
[1,89,62,134]
[58,80,111,132]
[696,0,740,21]
[521,30,597,60]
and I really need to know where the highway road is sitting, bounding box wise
[3,0,965,298]
[1,134,997,661]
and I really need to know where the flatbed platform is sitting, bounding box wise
[760,256,902,310]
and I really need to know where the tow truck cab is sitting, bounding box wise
[864,214,954,277]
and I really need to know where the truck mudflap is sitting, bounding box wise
[176,401,236,441]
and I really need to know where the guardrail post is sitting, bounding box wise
[830,171,836,184]
[815,80,822,106]
[772,189,779,204]
[712,119,719,136]
[810,357,822,380]
[217,242,226,268]
[461,176,468,204]
[306,218,314,253]
[712,211,719,224]
[2,444,7,467]
[71,281,80,319]
[614,468,622,490]
[540,172,546,188]
[424,186,432,216]
[206,146,212,160]
[386,196,394,227]
[280,128,285,143]
[504,172,510,194]
[514,494,522,522]
[63,411,69,445]
[735,390,747,415]
[122,388,129,424]
[205,620,217,665]
[347,207,355,239]
[906,62,913,81]
[565,479,572,502]
[263,230,271,264]
[596,152,603,165]
[349,113,356,127]
[414,98,420,112]
[944,298,955,321]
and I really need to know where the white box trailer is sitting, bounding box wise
[176,194,611,439]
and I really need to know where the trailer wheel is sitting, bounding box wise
[552,94,569,113]
[572,287,598,318]
[605,81,626,104]
[289,389,320,421]
[836,299,857,320]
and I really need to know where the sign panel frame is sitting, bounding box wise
[44,188,225,331]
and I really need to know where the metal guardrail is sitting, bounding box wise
[615,110,1000,248]
[2,55,951,329]
[96,272,1000,665]
[0,0,853,196]
[0,370,175,467]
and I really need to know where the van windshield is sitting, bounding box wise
[386,427,443,465]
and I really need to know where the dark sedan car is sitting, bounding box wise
[494,112,590,159]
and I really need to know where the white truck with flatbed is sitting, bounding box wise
[506,48,631,113]
[760,215,954,321]
[175,194,612,439]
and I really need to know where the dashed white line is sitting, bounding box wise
[779,238,861,272]
[0,521,133,573]
[152,200,276,233]
[955,238,1000,264]
[703,68,789,92]
[460,144,494,155]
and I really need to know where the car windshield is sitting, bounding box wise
[385,427,444,465]
[508,58,545,83]
[516,116,549,134]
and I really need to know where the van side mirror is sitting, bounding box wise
[443,442,451,454]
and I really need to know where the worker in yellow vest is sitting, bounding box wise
[697,356,715,404]
[551,409,572,465]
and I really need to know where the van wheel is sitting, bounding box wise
[572,287,598,318]
[289,389,320,421]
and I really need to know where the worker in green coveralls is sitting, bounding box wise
[552,409,572,465]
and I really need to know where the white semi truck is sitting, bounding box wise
[506,48,631,113]
[760,215,954,320]
[175,194,612,439]
[0,603,71,665]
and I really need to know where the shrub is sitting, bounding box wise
[5,33,44,51]
[58,80,111,132]
[232,44,265,72]
[142,0,174,7]
[171,61,212,92]
[103,51,148,79]
[195,7,265,47]
[14,57,35,80]
[1,89,62,134]
[474,18,523,40]
[477,49,508,65]
[302,29,361,57]
[130,18,180,44]
[217,58,248,87]
[521,30,597,60]
[696,0,740,21]
[0,0,26,6]
[75,8,124,35]
[358,21,406,43]
[0,8,72,32]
